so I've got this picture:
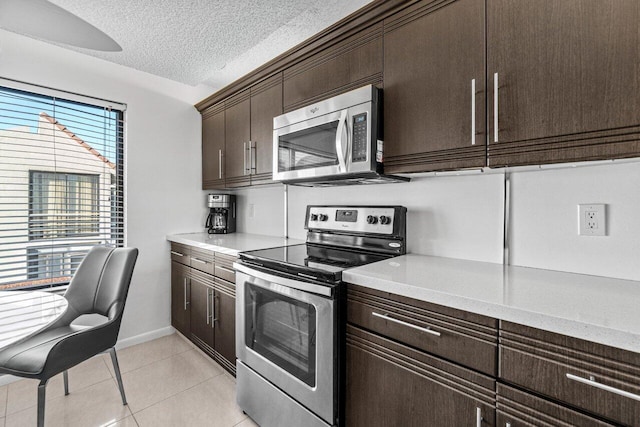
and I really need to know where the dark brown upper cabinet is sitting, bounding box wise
[383,0,486,174]
[224,90,252,188]
[487,0,640,167]
[202,102,225,190]
[283,23,383,112]
[250,74,283,185]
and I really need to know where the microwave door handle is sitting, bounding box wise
[335,110,348,173]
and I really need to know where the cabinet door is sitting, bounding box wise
[496,384,615,427]
[202,103,225,189]
[190,276,215,349]
[487,0,640,166]
[250,74,282,184]
[213,280,236,374]
[224,90,251,187]
[170,261,190,336]
[346,325,495,427]
[383,0,486,173]
[283,23,383,111]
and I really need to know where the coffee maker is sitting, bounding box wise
[206,194,236,234]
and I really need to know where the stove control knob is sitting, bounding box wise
[366,215,378,224]
[310,214,318,221]
[379,215,391,225]
[319,214,329,222]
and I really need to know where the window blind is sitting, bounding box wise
[0,82,125,290]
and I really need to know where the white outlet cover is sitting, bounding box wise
[578,204,606,236]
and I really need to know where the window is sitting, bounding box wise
[29,171,100,240]
[0,81,125,290]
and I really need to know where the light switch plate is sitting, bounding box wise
[578,204,606,236]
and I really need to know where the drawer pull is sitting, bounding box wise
[216,265,235,274]
[170,251,184,257]
[191,257,209,264]
[372,312,441,337]
[476,407,482,427]
[566,373,640,402]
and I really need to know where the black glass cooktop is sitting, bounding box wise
[239,244,390,284]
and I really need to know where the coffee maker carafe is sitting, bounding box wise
[206,194,236,234]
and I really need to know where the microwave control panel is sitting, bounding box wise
[351,113,368,163]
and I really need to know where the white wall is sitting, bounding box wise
[0,31,206,341]
[237,161,640,282]
[509,161,640,281]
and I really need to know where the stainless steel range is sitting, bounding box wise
[234,205,407,427]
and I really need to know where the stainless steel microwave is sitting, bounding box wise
[273,85,408,186]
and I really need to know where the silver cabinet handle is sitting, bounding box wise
[372,312,441,337]
[566,373,640,402]
[170,251,184,257]
[183,278,189,310]
[471,78,476,146]
[190,257,209,264]
[206,287,211,325]
[476,407,482,427]
[211,292,217,328]
[493,72,499,143]
[243,142,248,175]
[218,149,223,179]
[216,265,235,273]
[506,423,511,427]
[250,141,256,173]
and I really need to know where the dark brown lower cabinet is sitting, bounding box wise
[170,247,237,375]
[500,321,640,426]
[211,279,236,374]
[189,275,215,350]
[496,384,614,427]
[170,261,190,337]
[346,325,495,427]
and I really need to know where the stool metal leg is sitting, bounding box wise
[37,379,47,427]
[109,348,127,405]
[63,370,69,395]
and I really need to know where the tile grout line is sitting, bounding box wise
[5,377,118,420]
[128,367,226,415]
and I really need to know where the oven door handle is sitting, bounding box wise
[234,262,333,298]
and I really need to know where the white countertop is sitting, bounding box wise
[343,254,640,353]
[166,232,304,256]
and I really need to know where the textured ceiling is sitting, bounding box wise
[36,0,373,89]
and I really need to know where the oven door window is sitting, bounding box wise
[245,284,317,387]
[278,122,339,172]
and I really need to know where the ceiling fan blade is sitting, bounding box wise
[0,0,121,52]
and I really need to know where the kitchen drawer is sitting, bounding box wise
[497,383,615,427]
[214,252,236,283]
[347,284,498,376]
[500,321,640,426]
[170,243,190,266]
[347,324,496,427]
[190,247,214,275]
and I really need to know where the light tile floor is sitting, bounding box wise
[0,334,258,427]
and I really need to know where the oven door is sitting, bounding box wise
[236,267,336,424]
[273,103,372,182]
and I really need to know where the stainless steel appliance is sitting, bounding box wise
[272,85,409,186]
[205,194,236,234]
[235,205,407,427]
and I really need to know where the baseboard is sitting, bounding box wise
[0,326,176,387]
[114,326,175,350]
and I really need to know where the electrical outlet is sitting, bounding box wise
[578,204,606,236]
[249,203,255,219]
